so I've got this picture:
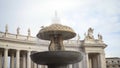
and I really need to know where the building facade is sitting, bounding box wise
[0,25,107,68]
[106,57,120,68]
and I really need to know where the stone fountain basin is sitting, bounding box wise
[30,51,83,65]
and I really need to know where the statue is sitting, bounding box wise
[41,26,44,29]
[27,28,31,40]
[77,34,80,43]
[84,28,94,40]
[77,34,80,40]
[17,27,20,35]
[98,33,102,41]
[28,28,31,36]
[87,28,94,39]
[5,24,8,33]
[84,32,86,37]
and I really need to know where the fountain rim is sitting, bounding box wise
[30,51,83,65]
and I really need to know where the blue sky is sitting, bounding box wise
[0,0,120,57]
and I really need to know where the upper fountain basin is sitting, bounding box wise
[37,23,76,40]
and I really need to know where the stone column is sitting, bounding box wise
[16,50,20,68]
[4,48,8,68]
[93,55,98,68]
[92,57,94,68]
[20,57,23,68]
[68,64,72,68]
[0,52,2,68]
[81,56,85,68]
[31,61,34,68]
[45,65,48,68]
[79,61,83,68]
[41,65,45,68]
[38,65,41,68]
[33,63,37,68]
[72,63,75,68]
[27,51,31,68]
[22,54,26,68]
[99,53,106,68]
[86,53,89,68]
[72,63,79,68]
[10,52,15,68]
[97,54,101,68]
[89,58,92,68]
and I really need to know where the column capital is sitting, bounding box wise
[99,52,105,55]
[4,48,8,50]
[85,52,89,55]
[27,50,31,52]
[0,48,4,52]
[21,51,27,56]
[16,49,20,51]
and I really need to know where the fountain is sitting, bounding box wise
[30,23,83,68]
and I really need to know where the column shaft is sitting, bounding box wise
[38,65,41,68]
[27,51,31,68]
[41,65,45,68]
[4,49,8,68]
[89,58,92,68]
[23,54,26,68]
[33,63,37,68]
[0,52,2,68]
[10,53,14,68]
[86,53,89,68]
[93,55,98,68]
[100,53,106,68]
[31,61,34,68]
[97,54,101,68]
[68,64,72,68]
[16,50,20,68]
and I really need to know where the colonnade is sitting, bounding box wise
[0,48,82,68]
[84,53,106,68]
[0,48,47,68]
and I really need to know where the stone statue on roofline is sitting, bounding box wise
[98,33,103,41]
[27,28,31,40]
[84,27,94,41]
[28,28,31,36]
[17,27,20,35]
[4,24,8,37]
[77,34,80,44]
[88,27,94,39]
[16,27,20,38]
[5,24,8,33]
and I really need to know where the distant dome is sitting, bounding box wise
[37,23,76,40]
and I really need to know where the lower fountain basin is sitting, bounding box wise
[30,51,83,65]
